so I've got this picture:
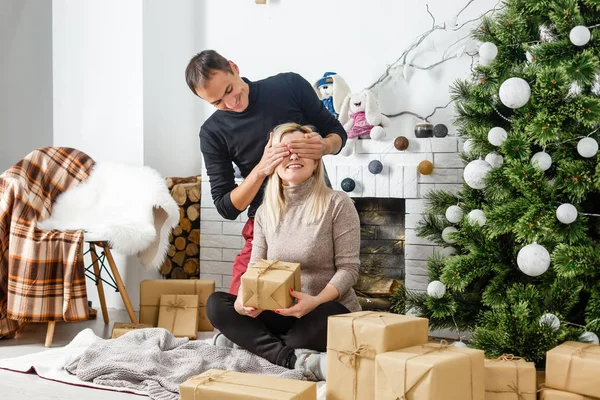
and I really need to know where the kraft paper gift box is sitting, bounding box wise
[540,388,600,400]
[326,311,429,400]
[179,369,317,400]
[240,260,301,310]
[139,279,214,331]
[375,342,485,400]
[483,355,536,400]
[111,322,153,339]
[157,294,198,339]
[545,341,600,398]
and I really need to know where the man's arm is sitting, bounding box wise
[287,73,347,158]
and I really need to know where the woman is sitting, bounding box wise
[206,123,361,380]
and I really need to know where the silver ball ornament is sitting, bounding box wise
[488,127,508,146]
[517,242,550,277]
[427,280,446,298]
[499,77,531,109]
[442,227,459,244]
[577,137,598,158]
[464,159,492,189]
[570,25,591,46]
[468,209,486,226]
[454,341,468,348]
[539,313,560,331]
[445,206,464,224]
[579,331,600,345]
[556,203,578,224]
[531,151,552,171]
[485,152,504,169]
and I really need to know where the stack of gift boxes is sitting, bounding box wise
[111,279,215,339]
[107,261,600,400]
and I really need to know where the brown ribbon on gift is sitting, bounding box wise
[326,312,387,399]
[394,340,474,400]
[189,370,303,398]
[561,343,599,392]
[117,323,149,330]
[164,295,188,333]
[253,259,298,308]
[485,354,534,400]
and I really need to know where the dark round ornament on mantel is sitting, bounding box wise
[368,160,383,175]
[414,122,434,138]
[433,124,449,138]
[394,136,410,151]
[341,178,356,192]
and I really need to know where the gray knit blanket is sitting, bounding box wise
[65,328,314,400]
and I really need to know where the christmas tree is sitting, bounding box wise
[409,0,600,365]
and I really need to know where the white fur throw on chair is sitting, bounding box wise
[38,162,180,270]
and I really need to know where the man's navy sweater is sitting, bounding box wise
[200,72,347,220]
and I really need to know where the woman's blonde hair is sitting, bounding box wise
[262,123,330,234]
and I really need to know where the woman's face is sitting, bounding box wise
[276,131,317,186]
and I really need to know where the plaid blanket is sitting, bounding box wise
[0,147,95,338]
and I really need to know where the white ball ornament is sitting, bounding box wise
[499,77,531,109]
[579,331,600,345]
[464,159,493,189]
[539,313,561,331]
[488,127,508,146]
[440,247,457,258]
[370,126,386,141]
[577,137,598,158]
[427,280,446,298]
[479,42,498,62]
[485,152,504,168]
[570,25,591,47]
[517,242,550,277]
[556,203,578,224]
[446,206,464,224]
[531,151,552,171]
[468,209,486,226]
[442,227,459,244]
[454,341,468,348]
[463,139,475,154]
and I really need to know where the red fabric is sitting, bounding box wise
[229,218,254,295]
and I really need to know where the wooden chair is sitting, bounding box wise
[44,239,138,347]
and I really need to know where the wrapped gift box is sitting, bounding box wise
[240,260,301,310]
[375,342,485,400]
[139,279,214,331]
[326,311,429,400]
[179,369,316,400]
[540,388,600,400]
[484,356,536,399]
[546,341,600,398]
[157,294,198,339]
[111,322,153,339]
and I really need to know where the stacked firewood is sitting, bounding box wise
[161,176,201,279]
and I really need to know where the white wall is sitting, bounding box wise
[143,0,204,178]
[0,0,53,172]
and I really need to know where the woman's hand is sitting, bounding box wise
[234,293,263,318]
[275,289,320,318]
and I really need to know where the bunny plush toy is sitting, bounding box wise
[313,72,351,119]
[338,89,390,156]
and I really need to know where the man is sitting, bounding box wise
[185,50,347,295]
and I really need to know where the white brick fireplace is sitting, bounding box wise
[200,136,464,293]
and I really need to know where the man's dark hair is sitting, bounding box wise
[185,50,233,96]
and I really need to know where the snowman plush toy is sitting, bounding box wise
[313,72,350,119]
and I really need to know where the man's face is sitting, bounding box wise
[195,62,249,112]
